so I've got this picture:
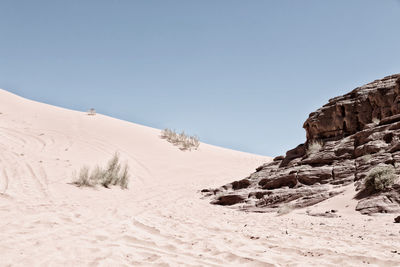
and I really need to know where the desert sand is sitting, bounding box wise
[0,88,399,266]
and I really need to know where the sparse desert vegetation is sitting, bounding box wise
[372,117,380,124]
[161,128,200,151]
[306,140,323,155]
[364,165,397,191]
[87,108,96,116]
[72,153,129,189]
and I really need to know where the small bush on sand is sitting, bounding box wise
[87,108,96,116]
[372,117,380,124]
[306,140,323,155]
[365,165,397,191]
[73,166,92,187]
[72,153,129,189]
[118,164,129,190]
[161,128,200,151]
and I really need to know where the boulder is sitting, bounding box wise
[297,166,332,185]
[213,195,245,206]
[354,140,388,158]
[280,144,306,167]
[356,195,400,215]
[231,179,251,190]
[259,174,297,190]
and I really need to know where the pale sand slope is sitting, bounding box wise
[0,89,399,267]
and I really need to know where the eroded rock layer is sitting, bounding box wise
[204,74,400,215]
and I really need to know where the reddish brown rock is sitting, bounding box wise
[297,166,332,185]
[205,74,400,214]
[231,179,251,190]
[380,114,400,125]
[304,74,400,141]
[356,191,400,215]
[280,144,306,167]
[354,140,388,158]
[213,195,244,206]
[273,155,285,161]
[259,173,297,190]
[332,160,355,185]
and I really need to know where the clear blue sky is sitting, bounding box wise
[1,0,400,156]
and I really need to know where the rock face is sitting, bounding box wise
[204,74,400,215]
[304,75,400,141]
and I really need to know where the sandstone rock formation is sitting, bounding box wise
[204,74,400,215]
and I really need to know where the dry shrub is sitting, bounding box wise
[72,153,130,189]
[372,117,380,124]
[365,165,397,191]
[306,140,323,155]
[73,166,92,187]
[161,128,200,151]
[87,108,96,116]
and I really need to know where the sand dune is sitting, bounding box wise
[0,89,399,266]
